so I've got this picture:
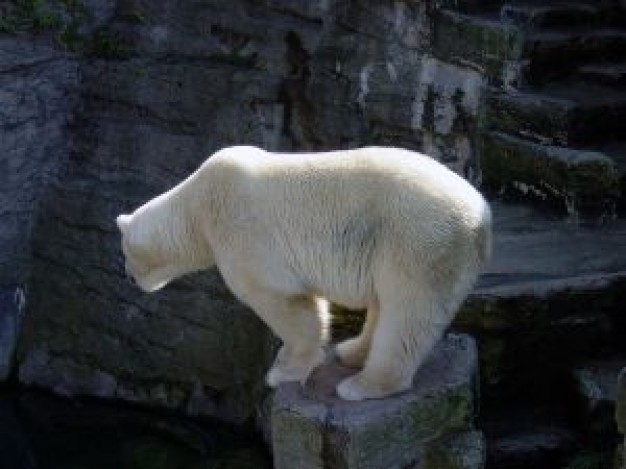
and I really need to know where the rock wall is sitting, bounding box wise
[0,35,78,380]
[0,37,77,285]
[2,0,488,424]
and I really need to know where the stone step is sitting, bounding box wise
[477,200,626,293]
[268,334,482,469]
[458,200,626,401]
[486,84,626,146]
[584,142,626,215]
[577,62,626,87]
[435,9,626,87]
[480,131,621,219]
[433,10,524,87]
[523,29,626,85]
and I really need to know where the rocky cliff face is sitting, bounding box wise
[2,0,487,424]
[0,33,78,381]
[0,37,77,285]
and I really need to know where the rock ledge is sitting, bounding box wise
[270,334,482,469]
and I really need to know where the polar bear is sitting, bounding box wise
[116,146,491,401]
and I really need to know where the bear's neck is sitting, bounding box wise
[157,182,215,274]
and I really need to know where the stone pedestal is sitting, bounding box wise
[270,334,483,469]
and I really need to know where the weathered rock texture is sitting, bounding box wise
[0,35,77,381]
[270,334,482,469]
[0,37,78,285]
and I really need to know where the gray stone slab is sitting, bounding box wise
[481,131,620,220]
[486,85,626,146]
[270,334,479,469]
[477,201,626,295]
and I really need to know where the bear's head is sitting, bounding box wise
[116,209,185,293]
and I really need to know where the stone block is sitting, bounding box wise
[522,30,626,87]
[0,37,78,285]
[270,334,480,469]
[481,131,619,220]
[433,10,523,87]
[486,86,626,146]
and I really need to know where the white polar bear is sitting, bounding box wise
[116,146,492,401]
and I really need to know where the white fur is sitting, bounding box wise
[116,146,492,401]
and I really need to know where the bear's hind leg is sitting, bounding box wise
[337,290,448,401]
[248,293,327,387]
[336,303,379,369]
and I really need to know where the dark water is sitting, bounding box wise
[0,390,271,469]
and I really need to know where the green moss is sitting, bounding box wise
[124,10,148,25]
[434,11,523,84]
[480,132,619,217]
[425,432,484,469]
[0,19,13,33]
[0,0,138,56]
[404,387,474,439]
[56,20,80,49]
[0,0,93,53]
[0,0,61,33]
[89,27,132,58]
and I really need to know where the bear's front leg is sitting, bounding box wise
[244,291,328,387]
[266,344,325,386]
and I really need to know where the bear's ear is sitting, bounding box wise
[116,214,131,232]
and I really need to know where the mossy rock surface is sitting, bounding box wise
[425,431,485,469]
[486,86,626,146]
[270,334,479,469]
[433,10,523,85]
[481,131,619,219]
